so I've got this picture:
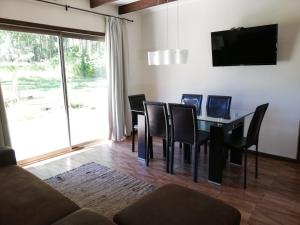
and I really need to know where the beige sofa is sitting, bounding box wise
[0,147,115,225]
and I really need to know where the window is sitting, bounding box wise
[0,26,107,161]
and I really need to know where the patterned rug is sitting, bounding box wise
[44,162,155,219]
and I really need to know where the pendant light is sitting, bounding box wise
[148,0,189,66]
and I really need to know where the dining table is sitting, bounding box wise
[134,108,254,185]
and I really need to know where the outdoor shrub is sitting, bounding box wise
[73,53,96,78]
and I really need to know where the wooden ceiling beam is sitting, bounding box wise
[90,0,118,8]
[119,0,176,15]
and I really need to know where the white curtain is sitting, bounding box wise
[0,84,11,147]
[106,17,129,141]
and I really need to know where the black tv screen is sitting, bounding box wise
[211,24,278,66]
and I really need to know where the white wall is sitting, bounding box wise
[0,0,118,32]
[125,12,144,94]
[126,0,300,159]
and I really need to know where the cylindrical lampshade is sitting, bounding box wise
[148,49,189,65]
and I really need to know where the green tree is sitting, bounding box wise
[73,52,96,78]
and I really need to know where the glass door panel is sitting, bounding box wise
[63,37,108,146]
[0,30,70,161]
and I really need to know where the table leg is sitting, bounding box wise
[230,120,244,165]
[209,125,225,185]
[183,144,191,164]
[138,114,146,159]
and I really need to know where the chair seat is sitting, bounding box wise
[113,184,241,225]
[197,131,209,145]
[224,135,247,149]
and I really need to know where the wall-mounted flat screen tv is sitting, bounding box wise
[211,24,278,66]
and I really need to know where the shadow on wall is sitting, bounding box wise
[277,23,300,61]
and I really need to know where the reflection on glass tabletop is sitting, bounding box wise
[197,109,254,124]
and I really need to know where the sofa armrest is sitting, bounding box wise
[0,147,17,166]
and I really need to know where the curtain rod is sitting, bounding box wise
[35,0,134,23]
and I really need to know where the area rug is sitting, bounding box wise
[44,162,156,219]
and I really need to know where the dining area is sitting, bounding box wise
[128,94,269,189]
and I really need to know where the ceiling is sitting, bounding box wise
[90,0,176,15]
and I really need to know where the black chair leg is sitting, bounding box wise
[179,142,182,149]
[187,144,192,164]
[183,144,187,161]
[132,129,135,152]
[145,135,149,167]
[204,141,208,155]
[193,145,198,182]
[163,139,167,158]
[149,136,153,159]
[170,142,175,174]
[166,139,169,173]
[255,145,258,179]
[244,149,248,189]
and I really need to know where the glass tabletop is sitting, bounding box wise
[197,109,254,124]
[130,108,144,113]
[130,106,253,132]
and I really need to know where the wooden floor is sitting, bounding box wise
[26,138,300,225]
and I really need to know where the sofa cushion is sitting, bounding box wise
[0,147,17,166]
[0,165,79,225]
[113,184,241,225]
[52,208,116,225]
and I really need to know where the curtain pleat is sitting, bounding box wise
[0,84,11,147]
[106,17,129,141]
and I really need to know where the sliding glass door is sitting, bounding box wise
[0,29,107,161]
[63,37,108,146]
[0,30,69,160]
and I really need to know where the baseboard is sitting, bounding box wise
[247,149,297,163]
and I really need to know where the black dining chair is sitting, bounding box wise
[181,94,203,116]
[206,95,232,118]
[180,94,203,150]
[224,103,269,189]
[144,101,169,172]
[168,103,209,182]
[128,94,146,152]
